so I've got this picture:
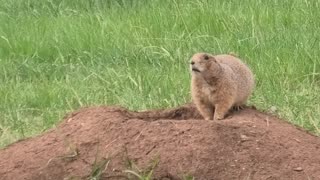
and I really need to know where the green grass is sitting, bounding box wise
[0,0,319,147]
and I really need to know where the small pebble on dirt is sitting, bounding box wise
[293,167,303,171]
[240,134,250,142]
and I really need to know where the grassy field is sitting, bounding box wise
[0,0,319,147]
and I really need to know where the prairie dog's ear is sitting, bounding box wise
[206,54,217,62]
[203,54,216,62]
[211,56,217,62]
[229,52,238,57]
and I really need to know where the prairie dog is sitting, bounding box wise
[190,53,254,120]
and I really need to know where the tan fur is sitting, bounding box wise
[190,53,254,120]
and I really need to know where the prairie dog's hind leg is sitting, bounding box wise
[232,104,245,111]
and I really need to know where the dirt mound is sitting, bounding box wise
[1,103,320,179]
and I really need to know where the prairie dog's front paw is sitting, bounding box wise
[214,112,225,121]
[214,116,224,121]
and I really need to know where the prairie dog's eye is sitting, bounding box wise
[203,54,209,60]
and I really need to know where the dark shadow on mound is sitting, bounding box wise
[124,102,256,121]
[123,103,203,120]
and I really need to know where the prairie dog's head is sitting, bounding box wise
[190,53,219,75]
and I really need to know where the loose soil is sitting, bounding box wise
[0,103,320,180]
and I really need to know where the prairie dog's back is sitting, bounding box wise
[214,54,254,105]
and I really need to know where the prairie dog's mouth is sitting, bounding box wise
[192,67,201,72]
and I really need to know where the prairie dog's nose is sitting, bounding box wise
[190,61,195,65]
